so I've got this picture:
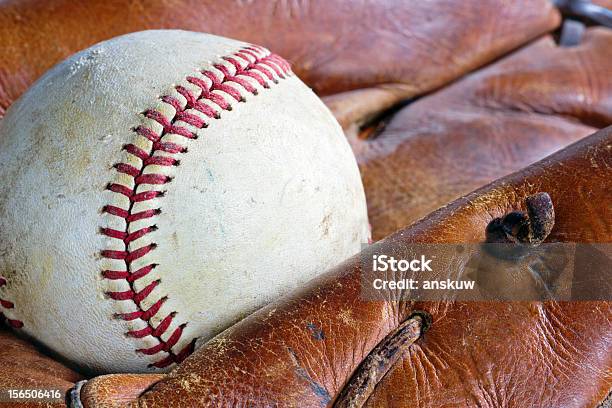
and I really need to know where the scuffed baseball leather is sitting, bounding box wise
[75,126,612,407]
[348,27,612,240]
[0,0,560,116]
[0,326,82,408]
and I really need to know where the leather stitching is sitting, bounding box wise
[0,44,291,369]
[100,45,291,368]
[99,44,292,368]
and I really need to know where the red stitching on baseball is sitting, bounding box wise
[186,76,231,110]
[123,144,149,160]
[174,87,219,119]
[114,163,140,177]
[144,156,178,167]
[99,45,292,368]
[153,140,187,154]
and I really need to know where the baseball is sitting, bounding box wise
[0,30,369,373]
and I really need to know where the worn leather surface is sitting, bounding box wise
[0,0,560,116]
[0,328,82,408]
[0,0,610,407]
[79,374,163,408]
[350,27,612,241]
[81,126,611,407]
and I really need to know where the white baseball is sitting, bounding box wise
[0,30,369,373]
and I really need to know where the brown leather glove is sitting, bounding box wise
[0,0,559,115]
[350,26,612,240]
[77,126,612,407]
[0,0,610,407]
[0,327,82,408]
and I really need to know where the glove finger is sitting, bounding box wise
[78,374,164,408]
[360,130,612,408]
[357,27,612,241]
[0,0,559,115]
